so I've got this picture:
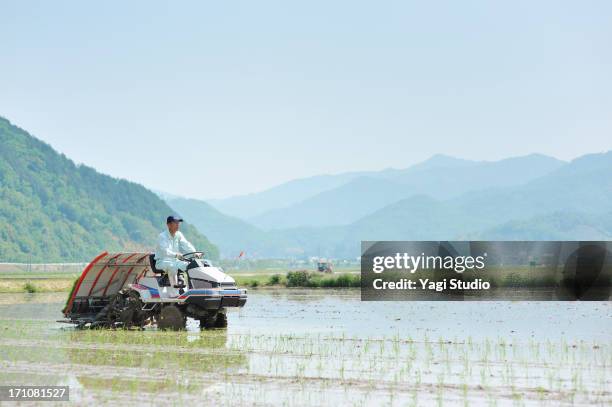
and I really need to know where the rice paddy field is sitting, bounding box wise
[0,289,610,406]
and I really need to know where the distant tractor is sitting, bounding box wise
[316,259,333,273]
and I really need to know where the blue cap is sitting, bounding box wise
[166,215,184,223]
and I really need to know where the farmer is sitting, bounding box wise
[155,215,200,294]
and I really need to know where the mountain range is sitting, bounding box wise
[248,154,566,229]
[165,150,612,258]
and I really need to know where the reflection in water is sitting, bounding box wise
[65,328,246,395]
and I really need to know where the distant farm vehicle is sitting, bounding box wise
[316,259,333,273]
[62,251,247,330]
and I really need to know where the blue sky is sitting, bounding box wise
[1,1,611,199]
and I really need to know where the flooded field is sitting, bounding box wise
[0,290,610,406]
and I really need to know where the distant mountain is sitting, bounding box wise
[208,155,478,221]
[317,151,612,257]
[208,171,369,219]
[448,151,612,222]
[246,152,610,258]
[387,154,565,196]
[0,117,218,262]
[399,153,476,171]
[250,154,566,229]
[469,211,612,240]
[250,177,408,229]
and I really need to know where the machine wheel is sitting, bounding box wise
[124,290,147,328]
[199,311,218,329]
[214,311,228,328]
[105,293,127,328]
[158,305,186,331]
[103,290,147,329]
[94,302,112,325]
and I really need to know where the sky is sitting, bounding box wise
[1,1,611,199]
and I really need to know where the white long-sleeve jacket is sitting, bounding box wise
[155,230,196,271]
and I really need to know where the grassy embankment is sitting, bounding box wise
[237,271,361,288]
[0,265,564,293]
[0,272,79,293]
[0,269,361,293]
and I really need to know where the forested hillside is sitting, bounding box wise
[0,117,218,262]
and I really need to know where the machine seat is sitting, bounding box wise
[149,254,165,274]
